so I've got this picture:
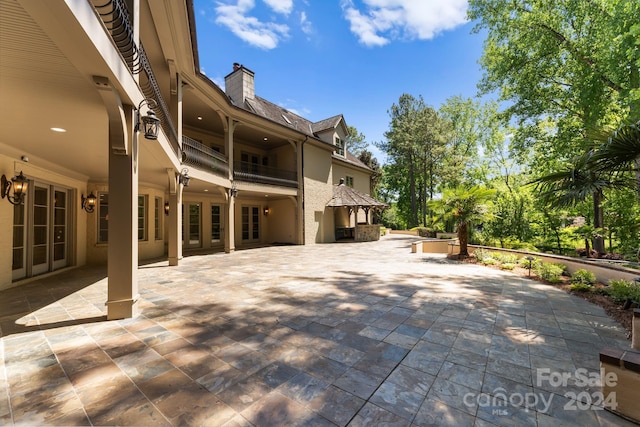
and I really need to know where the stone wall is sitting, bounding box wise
[355,224,380,242]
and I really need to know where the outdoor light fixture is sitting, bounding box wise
[135,98,160,140]
[1,171,28,205]
[178,168,190,187]
[81,192,97,213]
[263,206,269,216]
[230,182,238,198]
[526,256,535,277]
[164,201,170,216]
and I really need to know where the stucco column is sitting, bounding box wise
[167,186,182,266]
[225,117,236,253]
[107,105,138,320]
[296,140,304,244]
[225,194,235,253]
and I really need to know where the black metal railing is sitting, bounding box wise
[182,136,229,177]
[233,161,298,188]
[91,0,180,157]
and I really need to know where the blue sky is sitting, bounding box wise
[192,0,487,162]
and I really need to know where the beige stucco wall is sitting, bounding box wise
[303,144,334,243]
[86,183,168,264]
[266,198,297,244]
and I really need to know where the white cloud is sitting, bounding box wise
[300,11,313,36]
[263,0,293,15]
[341,0,468,47]
[215,0,290,49]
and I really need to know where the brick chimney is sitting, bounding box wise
[224,63,255,107]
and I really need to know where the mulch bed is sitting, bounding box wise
[452,254,633,339]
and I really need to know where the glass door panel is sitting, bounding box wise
[12,202,26,280]
[52,189,67,269]
[32,184,49,275]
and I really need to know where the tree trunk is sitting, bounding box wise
[458,222,469,256]
[592,189,605,255]
[409,154,417,228]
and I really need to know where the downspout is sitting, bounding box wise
[300,136,308,244]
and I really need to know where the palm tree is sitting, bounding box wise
[590,120,640,173]
[532,152,631,255]
[429,185,496,257]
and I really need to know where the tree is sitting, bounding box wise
[346,125,368,157]
[429,185,496,257]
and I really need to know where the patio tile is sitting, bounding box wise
[0,235,634,427]
[309,385,365,426]
[413,397,475,427]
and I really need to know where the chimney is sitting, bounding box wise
[224,63,255,107]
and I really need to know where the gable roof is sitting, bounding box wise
[326,181,388,209]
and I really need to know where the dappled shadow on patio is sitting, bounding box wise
[0,236,633,426]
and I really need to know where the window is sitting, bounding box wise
[138,195,147,241]
[98,192,109,243]
[335,137,345,156]
[211,205,221,243]
[154,197,162,240]
[345,176,354,187]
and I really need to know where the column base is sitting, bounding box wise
[169,257,179,266]
[106,295,140,320]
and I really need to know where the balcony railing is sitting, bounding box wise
[91,0,180,157]
[182,136,229,177]
[233,161,298,188]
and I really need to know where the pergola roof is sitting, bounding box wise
[326,181,389,209]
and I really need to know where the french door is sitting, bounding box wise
[241,206,260,242]
[12,181,70,281]
[182,202,201,248]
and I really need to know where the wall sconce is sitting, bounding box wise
[81,192,97,213]
[135,98,160,140]
[229,182,238,198]
[178,168,190,187]
[1,171,28,205]
[164,201,170,216]
[263,206,270,216]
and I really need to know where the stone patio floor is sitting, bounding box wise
[0,234,636,426]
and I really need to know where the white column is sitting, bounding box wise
[167,184,182,266]
[225,118,236,253]
[107,105,139,320]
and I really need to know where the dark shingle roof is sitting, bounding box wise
[326,182,388,209]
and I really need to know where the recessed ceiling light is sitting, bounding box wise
[51,127,66,132]
[204,189,208,192]
[263,137,268,141]
[197,116,203,120]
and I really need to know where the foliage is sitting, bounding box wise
[346,125,368,157]
[569,282,593,292]
[474,248,492,262]
[429,185,496,256]
[571,269,596,286]
[482,258,498,266]
[414,227,436,238]
[607,279,640,305]
[491,252,519,264]
[501,263,515,270]
[535,262,566,283]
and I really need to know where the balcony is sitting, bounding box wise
[182,136,229,178]
[233,161,298,188]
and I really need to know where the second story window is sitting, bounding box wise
[346,176,354,187]
[335,137,345,156]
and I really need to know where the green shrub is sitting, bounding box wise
[518,256,540,269]
[493,253,519,264]
[607,279,640,305]
[535,262,566,283]
[571,269,596,286]
[414,227,436,238]
[482,258,498,266]
[501,263,516,270]
[474,249,492,262]
[569,282,593,292]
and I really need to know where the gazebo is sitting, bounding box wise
[326,179,389,241]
